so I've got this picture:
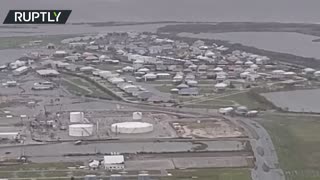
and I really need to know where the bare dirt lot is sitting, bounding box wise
[172,118,246,138]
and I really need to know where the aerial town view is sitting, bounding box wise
[0,0,320,180]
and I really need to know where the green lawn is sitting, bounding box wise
[69,78,92,87]
[60,80,91,95]
[199,99,235,106]
[70,77,113,99]
[261,114,320,180]
[0,162,83,171]
[43,171,69,177]
[16,171,42,178]
[155,85,174,93]
[184,99,234,109]
[0,171,14,178]
[220,92,273,110]
[200,87,214,94]
[162,168,251,180]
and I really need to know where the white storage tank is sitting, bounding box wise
[70,112,84,123]
[111,122,153,134]
[69,124,94,137]
[132,112,142,120]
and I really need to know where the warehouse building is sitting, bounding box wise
[36,69,60,77]
[103,155,125,170]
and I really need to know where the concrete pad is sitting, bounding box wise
[173,156,248,169]
[125,159,175,170]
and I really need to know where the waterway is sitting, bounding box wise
[262,89,320,113]
[178,32,320,59]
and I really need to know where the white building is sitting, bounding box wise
[157,73,171,79]
[213,67,223,72]
[143,73,157,81]
[122,66,134,72]
[109,77,125,84]
[10,60,26,69]
[0,132,20,140]
[103,155,125,170]
[214,82,228,92]
[69,124,93,137]
[53,50,68,57]
[271,70,285,79]
[283,72,296,78]
[173,73,183,82]
[218,107,234,115]
[303,68,315,74]
[80,66,95,72]
[36,69,60,77]
[186,80,198,87]
[13,66,30,76]
[111,122,154,134]
[314,71,320,77]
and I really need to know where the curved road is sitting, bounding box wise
[234,117,285,180]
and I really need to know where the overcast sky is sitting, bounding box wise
[0,0,319,23]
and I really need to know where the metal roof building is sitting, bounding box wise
[36,69,60,76]
[103,155,125,170]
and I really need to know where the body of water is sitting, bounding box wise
[0,49,31,64]
[178,32,320,59]
[262,89,320,113]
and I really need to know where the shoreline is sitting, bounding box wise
[2,21,320,67]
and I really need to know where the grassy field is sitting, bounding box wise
[219,92,272,110]
[0,171,14,178]
[0,168,251,179]
[261,114,320,180]
[155,85,174,93]
[70,78,92,87]
[0,162,83,171]
[60,79,91,95]
[162,168,251,180]
[199,99,235,106]
[43,171,69,177]
[70,77,113,99]
[16,171,43,178]
[61,76,113,99]
[184,99,235,109]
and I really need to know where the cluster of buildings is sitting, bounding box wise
[1,32,320,105]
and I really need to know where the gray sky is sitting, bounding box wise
[0,0,319,23]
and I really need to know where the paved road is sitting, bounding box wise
[232,117,286,180]
[0,140,245,163]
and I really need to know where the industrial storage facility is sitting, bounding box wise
[132,112,142,120]
[111,122,153,134]
[70,112,84,123]
[69,124,94,137]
